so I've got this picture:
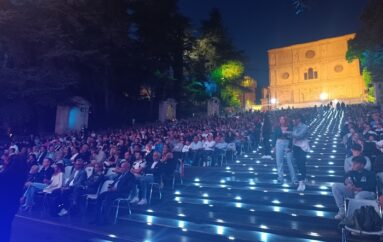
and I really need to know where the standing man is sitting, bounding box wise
[261,113,272,159]
[292,114,310,192]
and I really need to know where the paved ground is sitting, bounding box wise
[11,213,208,242]
[11,215,126,242]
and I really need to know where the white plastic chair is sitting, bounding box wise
[84,180,113,211]
[64,166,73,180]
[105,167,117,178]
[342,198,383,242]
[85,167,94,178]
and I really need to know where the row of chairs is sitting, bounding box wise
[82,160,184,224]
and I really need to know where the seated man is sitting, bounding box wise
[129,152,147,205]
[131,151,164,206]
[20,158,54,207]
[202,134,215,167]
[51,158,87,216]
[189,136,202,166]
[91,161,135,225]
[332,155,376,220]
[344,143,371,173]
[83,162,105,195]
[213,135,228,166]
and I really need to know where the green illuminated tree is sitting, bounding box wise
[186,8,245,107]
[347,0,383,83]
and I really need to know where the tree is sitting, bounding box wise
[0,0,136,129]
[186,8,245,108]
[347,0,383,83]
[346,0,383,104]
[128,0,191,101]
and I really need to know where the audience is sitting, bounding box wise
[3,103,383,227]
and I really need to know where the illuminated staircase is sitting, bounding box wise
[118,109,364,242]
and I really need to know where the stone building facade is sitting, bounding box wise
[262,34,366,108]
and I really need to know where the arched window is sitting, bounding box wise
[304,68,318,80]
[308,68,314,79]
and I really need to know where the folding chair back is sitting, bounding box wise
[342,198,383,242]
[105,167,117,177]
[346,198,380,220]
[100,180,114,194]
[85,167,94,178]
[64,166,73,180]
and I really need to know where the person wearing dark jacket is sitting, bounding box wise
[52,158,87,216]
[91,161,135,224]
[261,113,272,159]
[0,154,29,242]
[332,155,376,220]
[84,163,105,194]
[130,151,164,206]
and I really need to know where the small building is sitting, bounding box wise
[55,97,90,134]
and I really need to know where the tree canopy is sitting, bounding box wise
[0,0,249,130]
[347,0,383,83]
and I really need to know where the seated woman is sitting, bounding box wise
[20,163,64,211]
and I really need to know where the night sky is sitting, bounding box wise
[179,0,368,101]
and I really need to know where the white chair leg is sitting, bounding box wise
[341,228,347,242]
[128,202,132,215]
[149,184,153,205]
[172,176,175,190]
[114,200,120,224]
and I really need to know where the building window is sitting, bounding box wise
[304,68,318,80]
[334,64,343,73]
[305,50,315,59]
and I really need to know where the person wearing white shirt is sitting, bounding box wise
[213,136,228,166]
[21,163,64,211]
[131,151,163,206]
[202,134,215,167]
[189,136,202,166]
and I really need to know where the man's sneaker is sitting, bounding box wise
[130,196,140,204]
[277,177,284,184]
[297,181,306,192]
[58,208,68,216]
[335,211,345,220]
[137,198,147,206]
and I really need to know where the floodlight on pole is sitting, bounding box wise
[270,98,277,104]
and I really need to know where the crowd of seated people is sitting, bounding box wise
[0,111,276,221]
[332,105,383,220]
[4,104,383,224]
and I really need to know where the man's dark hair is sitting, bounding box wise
[351,143,362,152]
[352,155,366,166]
